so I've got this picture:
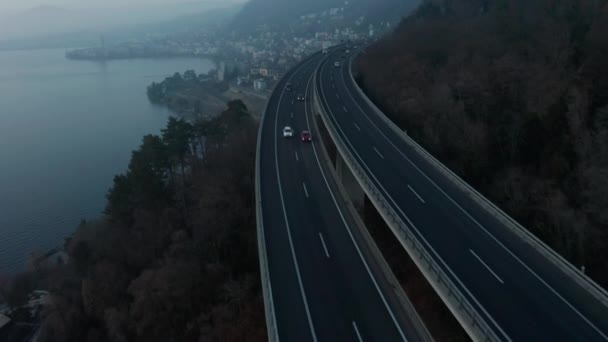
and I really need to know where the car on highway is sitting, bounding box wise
[296,94,305,101]
[301,130,312,142]
[285,83,292,91]
[282,126,294,138]
[334,61,341,67]
[345,49,350,54]
[322,49,329,55]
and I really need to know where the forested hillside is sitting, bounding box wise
[232,0,418,31]
[357,0,608,285]
[32,101,265,342]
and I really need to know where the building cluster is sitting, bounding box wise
[218,13,391,92]
[66,4,395,93]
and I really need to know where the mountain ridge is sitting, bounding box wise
[0,1,243,40]
[231,0,420,31]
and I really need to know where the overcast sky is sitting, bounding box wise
[0,0,243,13]
[0,0,246,39]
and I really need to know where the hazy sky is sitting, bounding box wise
[0,0,246,39]
[0,0,239,13]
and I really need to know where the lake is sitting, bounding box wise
[0,49,214,274]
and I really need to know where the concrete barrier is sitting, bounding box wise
[312,68,500,342]
[308,86,434,342]
[255,79,280,342]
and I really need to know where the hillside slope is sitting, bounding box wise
[232,0,419,31]
[357,0,608,286]
[30,102,265,342]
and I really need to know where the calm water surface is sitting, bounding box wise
[0,49,213,273]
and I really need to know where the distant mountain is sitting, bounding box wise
[132,5,244,34]
[232,0,420,31]
[0,1,246,40]
[16,5,71,16]
[0,6,90,39]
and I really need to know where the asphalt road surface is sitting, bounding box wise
[258,51,428,342]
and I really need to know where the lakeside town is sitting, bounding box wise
[66,5,392,94]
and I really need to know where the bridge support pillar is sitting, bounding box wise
[336,152,365,209]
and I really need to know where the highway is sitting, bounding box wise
[314,47,608,341]
[257,51,430,341]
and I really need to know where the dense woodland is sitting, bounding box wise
[147,70,231,119]
[358,0,608,285]
[232,0,419,31]
[5,100,265,342]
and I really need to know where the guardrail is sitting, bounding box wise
[311,67,501,342]
[255,79,280,342]
[347,54,608,308]
[308,79,434,342]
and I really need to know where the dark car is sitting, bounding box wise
[297,94,305,101]
[301,130,312,142]
[285,83,292,91]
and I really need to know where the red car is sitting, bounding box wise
[301,130,312,142]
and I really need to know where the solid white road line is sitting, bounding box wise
[343,106,349,113]
[470,249,504,284]
[353,321,364,342]
[305,68,408,341]
[318,233,330,259]
[354,123,361,131]
[273,60,319,342]
[340,58,608,341]
[373,147,384,160]
[295,151,299,161]
[303,182,309,198]
[407,185,426,204]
